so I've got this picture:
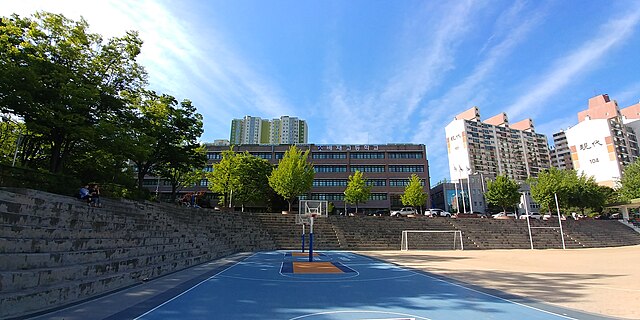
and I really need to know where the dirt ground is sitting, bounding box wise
[361,246,640,319]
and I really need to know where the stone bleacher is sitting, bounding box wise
[2,187,640,318]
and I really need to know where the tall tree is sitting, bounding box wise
[113,91,203,190]
[157,145,207,202]
[206,148,237,209]
[401,174,428,213]
[268,146,314,212]
[0,12,147,173]
[344,170,371,214]
[232,152,273,211]
[619,159,640,201]
[484,175,520,214]
[567,173,606,215]
[528,167,576,213]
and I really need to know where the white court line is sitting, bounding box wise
[288,309,432,320]
[133,252,259,319]
[412,269,579,319]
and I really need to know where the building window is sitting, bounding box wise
[388,152,423,159]
[389,179,425,187]
[314,165,347,173]
[204,165,213,172]
[350,152,385,159]
[250,152,272,159]
[199,179,208,186]
[312,152,347,159]
[366,179,387,187]
[207,152,222,160]
[275,152,285,159]
[388,165,424,172]
[313,179,348,187]
[350,165,385,173]
[310,193,345,201]
[369,193,388,201]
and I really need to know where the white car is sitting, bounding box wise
[492,212,516,219]
[519,212,542,220]
[390,207,417,217]
[542,213,567,220]
[426,208,452,217]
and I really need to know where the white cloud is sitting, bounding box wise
[410,1,544,181]
[321,1,481,144]
[0,0,295,140]
[505,5,640,119]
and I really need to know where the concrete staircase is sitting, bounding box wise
[3,187,640,318]
[0,188,275,319]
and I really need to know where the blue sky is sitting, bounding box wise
[2,0,640,184]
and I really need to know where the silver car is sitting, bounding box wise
[390,207,417,217]
[427,208,452,217]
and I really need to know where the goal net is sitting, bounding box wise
[401,230,464,251]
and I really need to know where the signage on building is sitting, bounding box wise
[316,145,380,151]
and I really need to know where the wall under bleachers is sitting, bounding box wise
[0,188,276,319]
[2,188,640,318]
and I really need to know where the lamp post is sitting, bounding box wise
[455,166,467,214]
[522,191,533,250]
[554,193,566,250]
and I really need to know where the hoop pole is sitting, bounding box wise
[301,224,305,252]
[309,215,314,262]
[554,193,566,250]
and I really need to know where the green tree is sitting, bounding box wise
[268,146,314,212]
[232,152,273,211]
[344,170,371,214]
[567,173,606,215]
[619,159,640,201]
[401,174,428,213]
[157,145,207,202]
[206,148,237,209]
[484,175,520,213]
[528,167,575,213]
[0,12,147,173]
[113,90,203,190]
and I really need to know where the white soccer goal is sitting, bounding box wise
[401,230,464,251]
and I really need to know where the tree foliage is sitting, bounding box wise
[344,170,371,213]
[207,148,237,209]
[401,174,428,211]
[484,175,520,213]
[232,152,273,211]
[268,146,314,212]
[0,12,147,173]
[528,167,575,213]
[157,145,207,202]
[619,159,640,201]
[567,173,606,214]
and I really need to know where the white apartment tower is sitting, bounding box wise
[445,107,551,182]
[564,95,639,188]
[230,115,308,145]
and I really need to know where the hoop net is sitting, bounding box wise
[401,230,464,251]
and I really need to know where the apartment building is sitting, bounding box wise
[549,130,574,171]
[445,107,551,182]
[230,116,308,145]
[565,94,639,188]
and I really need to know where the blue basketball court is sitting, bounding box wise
[129,250,595,320]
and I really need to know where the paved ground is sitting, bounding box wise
[361,245,640,319]
[25,246,640,319]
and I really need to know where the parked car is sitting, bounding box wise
[368,209,388,216]
[519,212,542,220]
[542,213,567,220]
[492,212,516,219]
[426,208,452,217]
[390,207,417,217]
